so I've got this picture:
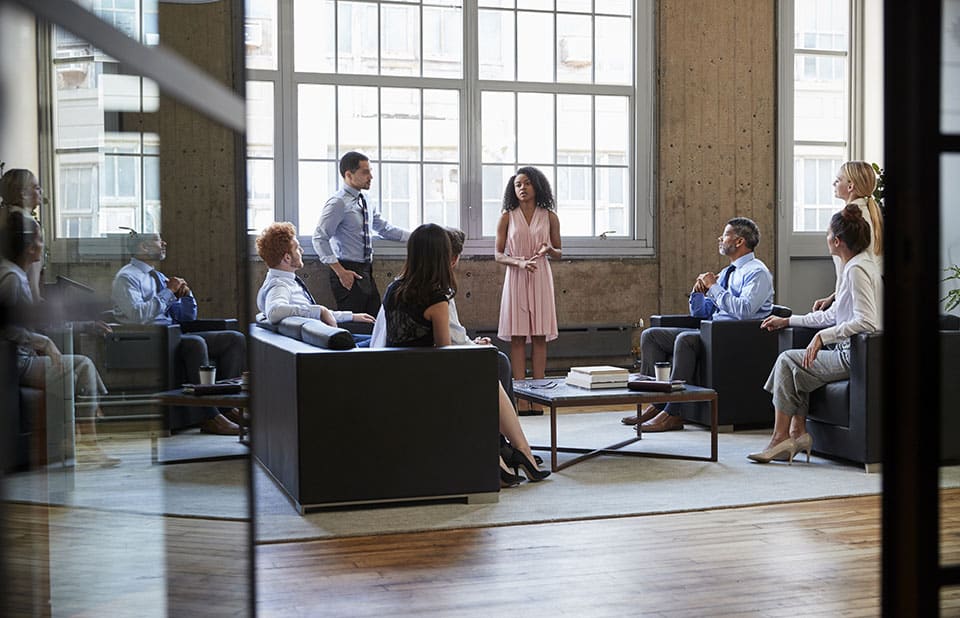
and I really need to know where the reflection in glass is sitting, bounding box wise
[479,9,515,80]
[793,54,848,142]
[380,163,420,231]
[557,14,592,83]
[424,90,460,162]
[482,91,516,163]
[381,4,420,76]
[518,92,554,164]
[942,155,960,307]
[382,88,421,160]
[942,0,960,133]
[249,158,276,234]
[556,166,592,234]
[596,166,628,236]
[246,0,278,70]
[246,81,274,158]
[299,84,336,160]
[517,12,553,82]
[792,145,846,232]
[294,0,334,73]
[557,94,591,164]
[794,0,848,52]
[594,0,631,15]
[339,86,379,159]
[482,165,517,235]
[595,16,631,84]
[298,161,338,234]
[596,95,628,164]
[424,164,461,227]
[338,1,379,75]
[423,6,463,78]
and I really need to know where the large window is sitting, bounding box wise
[47,0,161,240]
[245,0,655,254]
[790,0,851,233]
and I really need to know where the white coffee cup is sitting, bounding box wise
[654,361,671,382]
[199,364,216,385]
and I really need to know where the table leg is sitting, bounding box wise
[550,404,558,472]
[710,396,718,462]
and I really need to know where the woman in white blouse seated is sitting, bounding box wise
[255,222,375,342]
[750,204,883,464]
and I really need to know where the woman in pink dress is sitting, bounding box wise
[495,167,561,415]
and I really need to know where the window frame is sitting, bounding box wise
[246,0,657,258]
[777,0,864,263]
[39,0,164,261]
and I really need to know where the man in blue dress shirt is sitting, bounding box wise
[625,217,775,432]
[312,151,409,332]
[111,232,245,435]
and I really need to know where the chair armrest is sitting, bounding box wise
[650,315,703,328]
[179,318,240,333]
[771,304,793,318]
[779,326,818,351]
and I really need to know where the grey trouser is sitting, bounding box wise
[19,353,107,418]
[640,327,702,416]
[764,346,851,417]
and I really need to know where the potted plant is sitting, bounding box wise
[945,265,960,312]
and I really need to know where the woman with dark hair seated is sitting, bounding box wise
[383,223,549,486]
[0,210,118,467]
[750,204,883,464]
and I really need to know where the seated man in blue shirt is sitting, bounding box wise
[111,232,245,435]
[255,221,375,339]
[625,217,775,432]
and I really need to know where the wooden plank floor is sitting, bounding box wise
[257,489,960,617]
[5,489,960,615]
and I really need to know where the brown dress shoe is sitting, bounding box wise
[200,414,240,436]
[639,411,684,432]
[621,404,660,426]
[221,407,246,426]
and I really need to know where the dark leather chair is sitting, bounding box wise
[648,305,791,429]
[781,315,960,471]
[102,318,239,431]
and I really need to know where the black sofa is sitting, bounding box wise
[781,316,960,471]
[250,324,501,512]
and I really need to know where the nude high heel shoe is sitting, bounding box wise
[793,433,813,463]
[747,437,798,464]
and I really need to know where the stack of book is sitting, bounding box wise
[565,365,630,389]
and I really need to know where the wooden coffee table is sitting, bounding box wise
[512,378,718,471]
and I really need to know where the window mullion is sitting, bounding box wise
[463,0,482,240]
[279,0,297,227]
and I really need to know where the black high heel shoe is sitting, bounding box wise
[500,436,543,466]
[509,449,551,482]
[500,461,523,487]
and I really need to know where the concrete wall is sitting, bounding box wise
[46,0,778,353]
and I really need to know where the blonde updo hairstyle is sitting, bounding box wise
[839,161,883,256]
[0,168,37,209]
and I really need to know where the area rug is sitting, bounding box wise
[253,410,960,542]
[5,412,959,543]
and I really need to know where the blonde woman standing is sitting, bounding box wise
[812,161,884,311]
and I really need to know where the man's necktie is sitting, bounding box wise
[719,264,736,289]
[149,269,164,293]
[359,192,372,263]
[294,275,316,303]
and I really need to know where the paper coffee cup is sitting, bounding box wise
[654,362,671,382]
[199,365,216,385]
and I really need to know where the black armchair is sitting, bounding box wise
[102,319,239,431]
[648,305,791,429]
[781,316,960,471]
